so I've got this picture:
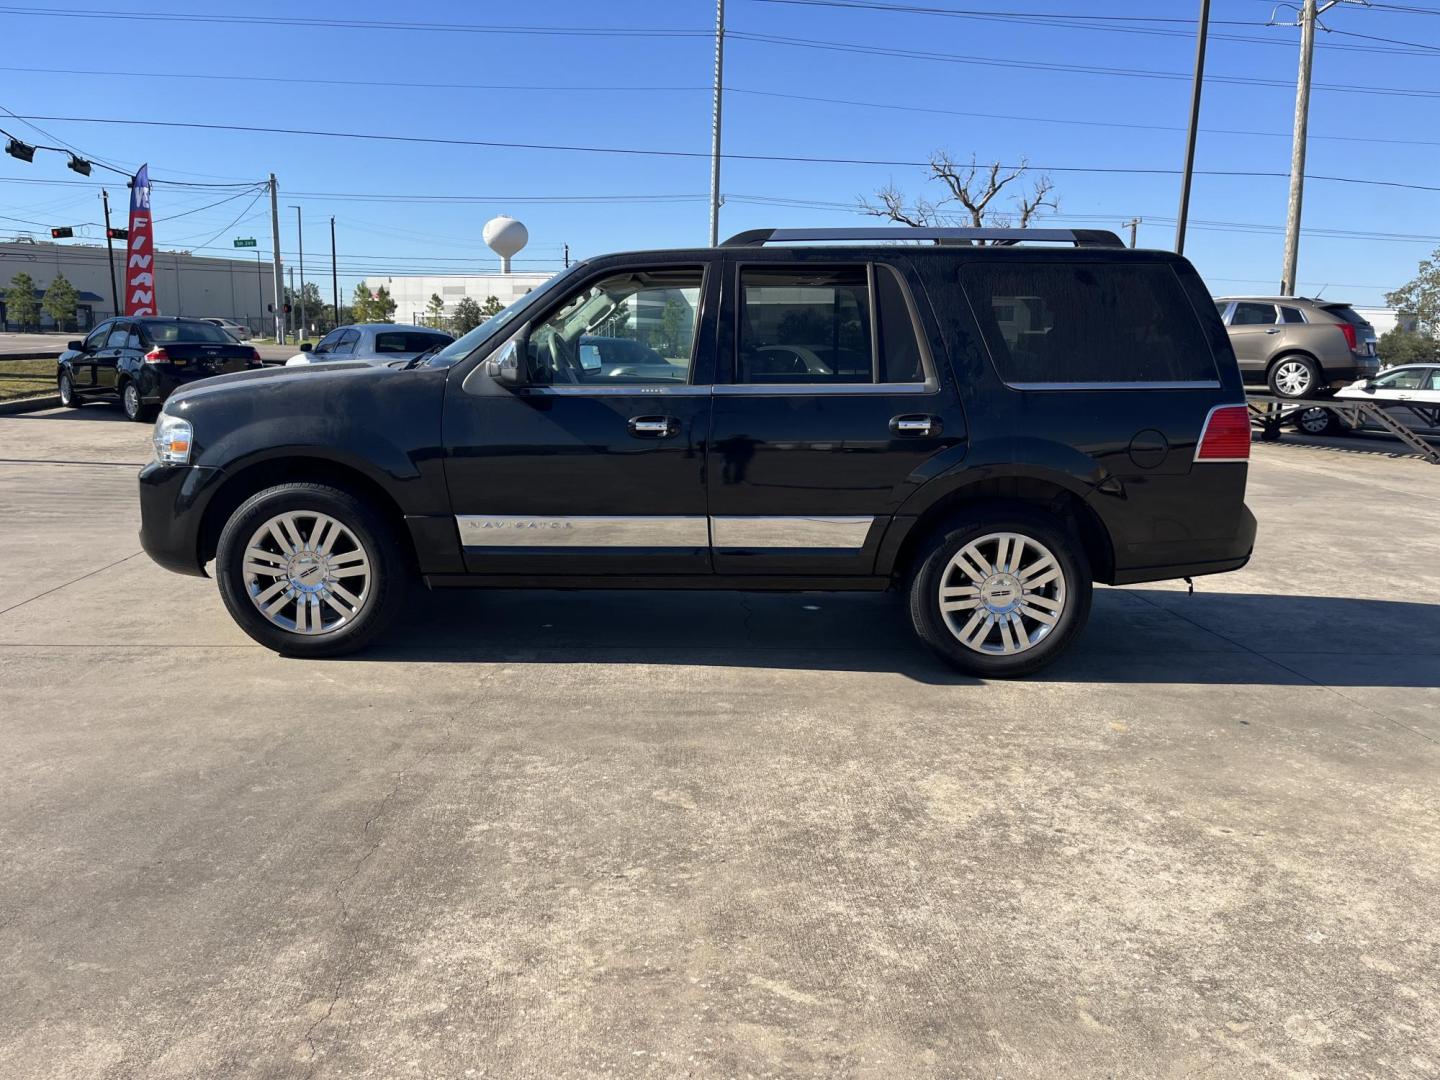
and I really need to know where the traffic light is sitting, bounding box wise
[50,227,73,239]
[67,154,91,177]
[106,227,128,240]
[5,137,34,163]
[283,304,292,314]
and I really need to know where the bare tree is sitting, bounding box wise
[860,152,1056,234]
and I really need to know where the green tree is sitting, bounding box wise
[42,273,79,332]
[352,281,375,322]
[372,285,396,322]
[5,272,40,330]
[426,293,445,320]
[657,296,689,357]
[479,295,504,318]
[451,296,484,335]
[1386,247,1440,335]
[1378,328,1440,367]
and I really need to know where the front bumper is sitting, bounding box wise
[138,461,225,577]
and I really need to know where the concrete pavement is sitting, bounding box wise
[1,409,1437,1079]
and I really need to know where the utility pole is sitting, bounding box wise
[707,0,725,247]
[1124,217,1141,249]
[290,205,306,339]
[1174,0,1210,254]
[268,173,283,343]
[100,188,119,315]
[288,265,295,340]
[1281,0,1342,295]
[330,215,339,329]
[255,247,264,332]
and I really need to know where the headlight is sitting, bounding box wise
[152,413,193,464]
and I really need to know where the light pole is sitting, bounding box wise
[1175,0,1210,254]
[289,204,306,339]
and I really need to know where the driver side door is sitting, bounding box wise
[442,259,718,577]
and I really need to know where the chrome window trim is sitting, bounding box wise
[711,516,875,550]
[521,384,711,397]
[1006,380,1222,391]
[457,515,708,548]
[712,381,936,396]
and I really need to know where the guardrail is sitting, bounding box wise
[1248,393,1440,465]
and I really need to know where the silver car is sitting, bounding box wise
[284,323,453,367]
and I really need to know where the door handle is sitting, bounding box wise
[628,415,678,438]
[1265,328,1282,334]
[890,414,941,437]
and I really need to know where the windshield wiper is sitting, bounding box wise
[403,344,444,370]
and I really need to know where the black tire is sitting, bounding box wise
[215,482,409,658]
[908,508,1093,678]
[1268,354,1322,399]
[57,370,82,408]
[1259,424,1282,442]
[1294,406,1345,436]
[120,380,157,423]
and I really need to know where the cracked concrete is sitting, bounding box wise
[0,408,1437,1079]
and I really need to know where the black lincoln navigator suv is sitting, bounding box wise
[138,227,1256,677]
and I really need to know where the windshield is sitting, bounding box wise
[419,266,583,368]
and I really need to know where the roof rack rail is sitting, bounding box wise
[721,227,1127,249]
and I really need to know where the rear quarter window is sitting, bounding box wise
[961,261,1219,386]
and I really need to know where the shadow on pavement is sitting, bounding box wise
[361,585,1440,688]
[8,405,127,422]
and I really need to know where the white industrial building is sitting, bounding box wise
[384,271,555,326]
[0,239,277,332]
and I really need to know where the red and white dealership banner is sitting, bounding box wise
[125,164,156,316]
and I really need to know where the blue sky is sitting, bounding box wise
[1,0,1437,307]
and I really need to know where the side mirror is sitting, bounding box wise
[486,328,527,387]
[68,340,84,351]
[299,342,313,352]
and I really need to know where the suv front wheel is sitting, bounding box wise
[215,482,408,657]
[908,511,1093,678]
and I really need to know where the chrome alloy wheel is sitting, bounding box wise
[122,382,141,419]
[1274,360,1313,397]
[242,511,371,635]
[937,532,1067,656]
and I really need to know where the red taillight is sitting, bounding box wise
[143,347,169,364]
[1194,404,1251,462]
[1337,322,1358,352]
[248,347,263,366]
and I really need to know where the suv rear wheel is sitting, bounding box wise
[1268,355,1321,399]
[908,510,1092,678]
[215,482,408,657]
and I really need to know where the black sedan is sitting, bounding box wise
[58,317,264,421]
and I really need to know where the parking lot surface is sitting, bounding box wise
[1,408,1437,1079]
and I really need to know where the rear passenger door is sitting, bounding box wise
[708,257,964,575]
[1226,302,1279,374]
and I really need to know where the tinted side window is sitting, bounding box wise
[875,264,929,383]
[962,261,1219,385]
[314,329,344,353]
[83,323,111,350]
[1279,306,1306,324]
[738,266,872,383]
[332,330,361,355]
[527,268,703,386]
[105,323,131,348]
[1231,302,1277,326]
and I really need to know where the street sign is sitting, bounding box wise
[234,237,257,248]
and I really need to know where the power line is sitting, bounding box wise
[13,113,1440,192]
[744,0,1440,55]
[0,6,709,37]
[726,31,1440,97]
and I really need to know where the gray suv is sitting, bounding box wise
[1214,296,1378,398]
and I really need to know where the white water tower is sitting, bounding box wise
[483,215,528,273]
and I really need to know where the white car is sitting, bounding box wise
[1332,363,1440,435]
[283,323,453,367]
[201,317,251,341]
